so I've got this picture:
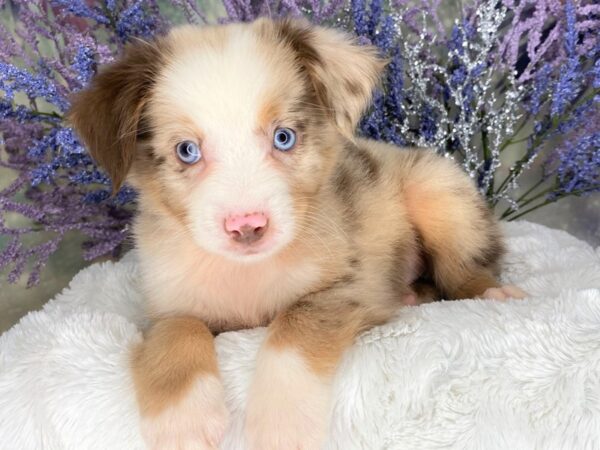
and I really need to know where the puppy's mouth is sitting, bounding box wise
[229,246,271,259]
[226,234,276,256]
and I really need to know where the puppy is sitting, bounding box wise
[68,18,526,450]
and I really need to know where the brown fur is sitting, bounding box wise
[268,300,370,375]
[451,269,501,300]
[68,39,169,192]
[263,18,387,136]
[400,149,505,298]
[131,316,219,416]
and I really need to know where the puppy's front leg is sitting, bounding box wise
[132,316,229,450]
[245,296,373,450]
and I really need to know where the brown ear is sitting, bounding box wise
[67,39,167,192]
[271,19,387,137]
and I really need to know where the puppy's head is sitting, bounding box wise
[69,19,384,262]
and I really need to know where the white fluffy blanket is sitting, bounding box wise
[1,221,600,450]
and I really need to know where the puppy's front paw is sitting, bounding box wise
[244,349,331,450]
[141,376,229,450]
[480,284,528,301]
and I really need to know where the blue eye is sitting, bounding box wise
[273,127,296,151]
[176,140,202,164]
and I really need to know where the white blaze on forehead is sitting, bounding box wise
[156,25,274,145]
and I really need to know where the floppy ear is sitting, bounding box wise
[67,39,166,192]
[272,19,387,137]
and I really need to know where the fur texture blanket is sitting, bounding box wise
[1,221,600,450]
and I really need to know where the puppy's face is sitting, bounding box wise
[69,19,384,262]
[140,24,329,261]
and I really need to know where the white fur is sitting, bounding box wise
[139,237,322,328]
[140,376,229,450]
[244,348,331,450]
[1,222,600,449]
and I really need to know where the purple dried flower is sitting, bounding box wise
[367,0,382,36]
[0,238,20,273]
[555,98,599,136]
[593,59,600,89]
[371,14,395,52]
[116,1,163,42]
[49,0,110,25]
[449,24,465,55]
[545,131,600,199]
[419,104,438,143]
[72,45,97,85]
[0,62,69,110]
[528,64,552,115]
[450,65,467,87]
[220,0,346,23]
[550,1,581,117]
[499,0,600,82]
[0,0,167,285]
[361,89,386,141]
[351,0,369,36]
[168,0,208,24]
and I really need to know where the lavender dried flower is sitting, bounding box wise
[0,0,163,285]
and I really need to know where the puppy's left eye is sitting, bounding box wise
[273,127,296,152]
[175,140,202,164]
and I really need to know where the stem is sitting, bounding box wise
[495,166,519,197]
[503,135,530,147]
[516,178,545,203]
[511,117,529,137]
[11,97,63,121]
[494,87,600,197]
[500,178,544,217]
[504,186,600,221]
[517,188,552,209]
[500,186,552,219]
[32,110,63,119]
[499,117,530,152]
[506,199,553,221]
[100,5,118,31]
[481,116,495,199]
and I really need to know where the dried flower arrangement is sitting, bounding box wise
[1,0,598,285]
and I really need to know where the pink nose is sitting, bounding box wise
[224,212,269,245]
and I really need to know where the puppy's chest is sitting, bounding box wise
[146,256,323,331]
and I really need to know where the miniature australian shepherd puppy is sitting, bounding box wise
[68,18,526,450]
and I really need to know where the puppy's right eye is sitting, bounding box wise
[175,141,202,164]
[273,127,296,152]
